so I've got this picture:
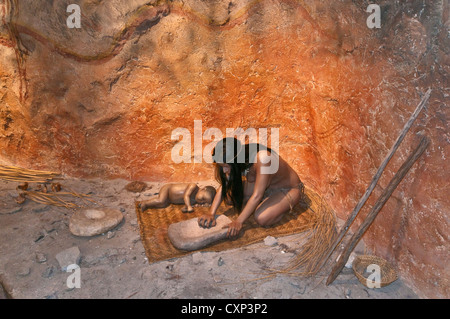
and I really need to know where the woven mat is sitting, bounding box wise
[136,186,326,263]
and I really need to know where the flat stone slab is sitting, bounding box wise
[69,208,124,237]
[168,215,232,251]
[55,246,81,271]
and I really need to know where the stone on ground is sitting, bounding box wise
[168,215,231,251]
[69,208,124,237]
[55,246,81,271]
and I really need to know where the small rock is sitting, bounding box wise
[56,246,81,271]
[217,257,225,267]
[192,252,203,264]
[16,266,31,277]
[106,231,115,239]
[125,181,147,193]
[264,236,278,246]
[35,252,47,263]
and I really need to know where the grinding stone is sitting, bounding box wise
[168,215,232,251]
[69,208,124,237]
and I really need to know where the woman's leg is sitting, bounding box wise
[253,187,303,227]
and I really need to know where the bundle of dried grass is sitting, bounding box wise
[1,165,97,209]
[0,165,61,183]
[283,191,338,276]
[264,188,338,278]
[20,189,97,209]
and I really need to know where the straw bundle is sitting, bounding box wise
[0,165,61,183]
[1,165,97,209]
[267,189,338,277]
[285,191,337,276]
[19,189,97,209]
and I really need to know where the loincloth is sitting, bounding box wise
[263,181,305,212]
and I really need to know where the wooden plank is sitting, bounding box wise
[326,135,430,286]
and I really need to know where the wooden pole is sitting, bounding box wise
[326,135,430,286]
[317,89,431,271]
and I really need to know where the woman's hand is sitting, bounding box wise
[224,220,243,238]
[198,214,216,228]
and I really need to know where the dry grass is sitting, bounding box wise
[1,165,97,209]
[20,189,97,209]
[264,188,338,278]
[0,165,61,183]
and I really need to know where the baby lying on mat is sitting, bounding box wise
[139,183,216,213]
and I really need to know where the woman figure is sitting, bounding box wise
[198,137,304,237]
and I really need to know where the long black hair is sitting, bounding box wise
[212,137,272,212]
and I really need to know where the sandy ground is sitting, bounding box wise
[0,178,418,299]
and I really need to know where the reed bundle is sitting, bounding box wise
[0,165,61,183]
[20,190,97,209]
[1,165,97,209]
[285,194,338,276]
[266,189,338,278]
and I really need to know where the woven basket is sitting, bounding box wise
[352,255,398,288]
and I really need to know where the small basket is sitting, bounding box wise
[352,255,398,288]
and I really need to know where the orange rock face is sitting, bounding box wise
[0,0,448,298]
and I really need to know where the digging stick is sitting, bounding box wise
[326,135,430,286]
[318,89,431,271]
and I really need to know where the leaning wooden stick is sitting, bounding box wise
[317,89,431,271]
[326,135,430,286]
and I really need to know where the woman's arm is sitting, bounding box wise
[226,152,272,237]
[198,185,223,228]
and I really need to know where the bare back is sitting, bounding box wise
[245,150,301,191]
[166,183,198,204]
